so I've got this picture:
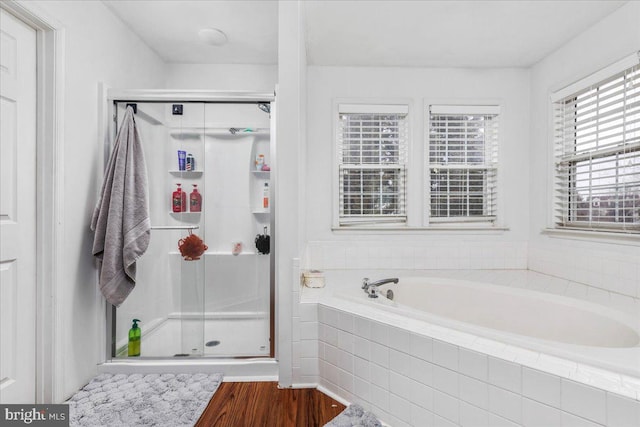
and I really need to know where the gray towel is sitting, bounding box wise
[91,106,150,307]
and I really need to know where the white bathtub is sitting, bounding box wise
[384,277,639,348]
[316,273,640,391]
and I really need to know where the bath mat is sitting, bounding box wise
[67,372,222,427]
[323,403,382,427]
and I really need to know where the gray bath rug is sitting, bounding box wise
[323,403,382,427]
[67,372,222,427]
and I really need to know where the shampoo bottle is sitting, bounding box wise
[172,183,187,212]
[190,184,202,212]
[263,182,269,209]
[128,319,141,357]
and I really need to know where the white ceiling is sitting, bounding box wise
[104,0,627,68]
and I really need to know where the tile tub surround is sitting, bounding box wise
[298,271,640,426]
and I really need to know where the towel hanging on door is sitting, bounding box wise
[91,106,150,307]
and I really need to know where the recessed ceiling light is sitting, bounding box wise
[198,28,228,46]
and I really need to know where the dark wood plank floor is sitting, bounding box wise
[195,382,346,427]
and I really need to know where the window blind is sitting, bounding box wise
[337,105,408,225]
[553,60,640,233]
[428,105,499,222]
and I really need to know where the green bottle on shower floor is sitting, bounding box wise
[128,319,141,357]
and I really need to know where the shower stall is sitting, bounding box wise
[100,90,275,374]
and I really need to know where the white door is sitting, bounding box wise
[0,8,37,404]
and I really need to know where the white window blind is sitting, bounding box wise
[427,105,499,222]
[337,104,408,225]
[553,57,640,233]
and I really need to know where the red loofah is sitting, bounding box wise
[178,231,208,261]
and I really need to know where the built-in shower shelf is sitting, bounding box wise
[169,170,203,178]
[251,170,270,178]
[252,208,270,214]
[170,128,269,139]
[169,212,201,221]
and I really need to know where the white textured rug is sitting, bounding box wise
[68,372,223,427]
[323,404,382,427]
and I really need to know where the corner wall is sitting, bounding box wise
[28,0,166,401]
[528,1,640,300]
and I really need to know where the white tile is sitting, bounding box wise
[370,341,389,368]
[522,398,561,427]
[410,379,434,411]
[338,368,354,393]
[370,384,389,411]
[459,348,489,382]
[299,339,318,358]
[299,321,318,340]
[291,318,300,342]
[325,344,339,366]
[411,403,434,427]
[354,316,372,339]
[370,362,389,390]
[522,368,561,408]
[561,412,603,427]
[338,349,354,373]
[433,389,459,424]
[433,414,458,427]
[299,303,317,322]
[488,357,521,394]
[338,311,354,333]
[459,374,489,409]
[433,340,459,370]
[411,333,433,362]
[337,330,354,353]
[389,348,413,378]
[460,401,489,427]
[324,361,339,386]
[324,307,340,328]
[354,356,370,381]
[433,365,458,397]
[353,336,370,360]
[389,393,412,423]
[371,321,390,346]
[489,385,522,425]
[292,342,301,365]
[488,413,520,427]
[412,355,434,387]
[606,393,640,427]
[324,325,338,347]
[389,371,413,402]
[300,357,319,376]
[354,377,371,402]
[561,379,606,425]
[388,326,412,354]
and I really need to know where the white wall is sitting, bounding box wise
[27,0,166,401]
[303,66,530,271]
[165,63,276,92]
[528,1,640,300]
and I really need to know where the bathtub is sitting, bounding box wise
[311,273,640,425]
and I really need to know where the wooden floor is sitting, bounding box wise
[195,382,346,427]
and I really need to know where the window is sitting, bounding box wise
[427,105,500,223]
[552,56,640,233]
[337,104,408,226]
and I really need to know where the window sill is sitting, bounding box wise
[332,225,509,235]
[541,228,640,246]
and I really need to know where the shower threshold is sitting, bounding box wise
[98,357,278,381]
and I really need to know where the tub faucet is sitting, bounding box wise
[362,277,399,298]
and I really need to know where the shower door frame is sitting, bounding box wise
[103,89,276,361]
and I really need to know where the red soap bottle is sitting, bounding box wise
[190,184,202,212]
[172,183,186,212]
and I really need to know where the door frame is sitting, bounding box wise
[0,1,64,403]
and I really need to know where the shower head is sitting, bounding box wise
[258,103,271,114]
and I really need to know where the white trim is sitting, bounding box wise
[430,105,502,115]
[107,89,275,103]
[338,103,409,114]
[541,228,640,247]
[550,51,640,102]
[0,0,65,404]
